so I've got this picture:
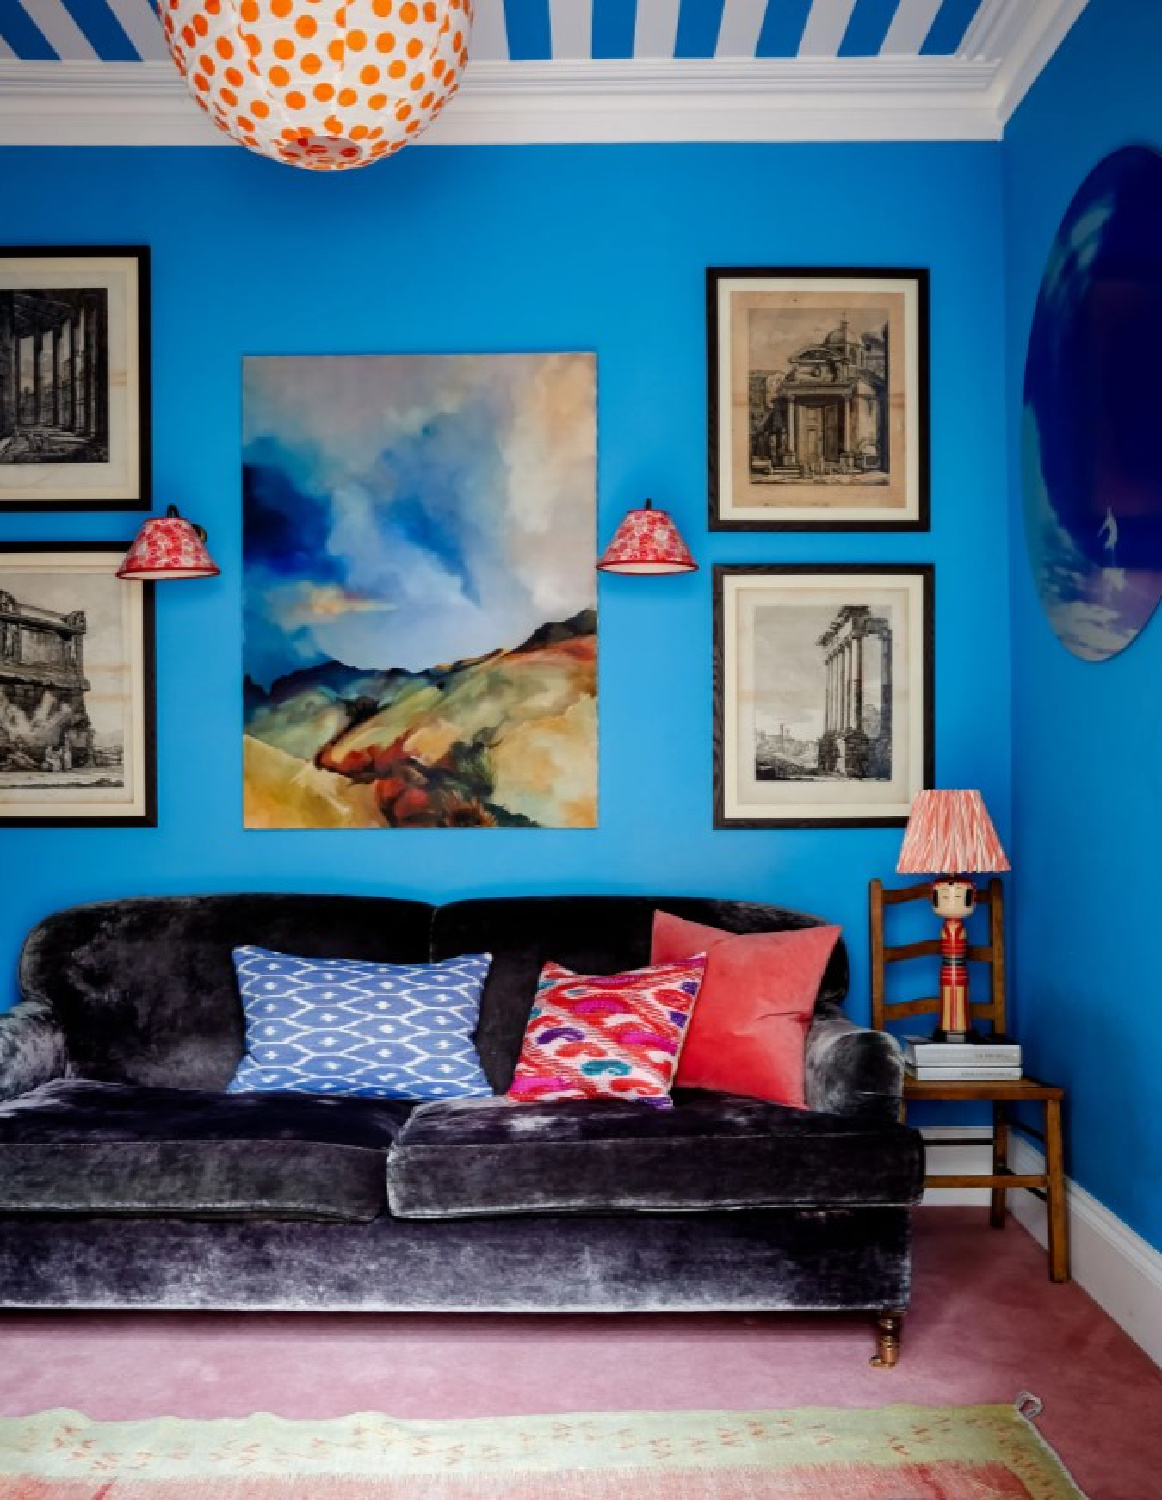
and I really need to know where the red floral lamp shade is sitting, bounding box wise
[597,500,698,574]
[897,789,1010,875]
[161,0,473,172]
[117,506,221,581]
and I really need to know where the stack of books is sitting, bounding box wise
[904,1034,1022,1081]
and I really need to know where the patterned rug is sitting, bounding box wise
[0,1403,1086,1498]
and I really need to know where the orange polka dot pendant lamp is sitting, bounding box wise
[161,1,473,171]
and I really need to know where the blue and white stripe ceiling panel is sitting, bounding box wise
[0,1,990,64]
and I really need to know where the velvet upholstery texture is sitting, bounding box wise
[433,897,850,1093]
[16,895,435,1092]
[0,998,69,1103]
[0,1208,912,1312]
[0,1079,412,1222]
[387,1093,924,1219]
[804,1004,906,1123]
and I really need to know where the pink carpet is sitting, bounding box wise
[1,1209,1159,1499]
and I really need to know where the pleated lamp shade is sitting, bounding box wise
[597,500,698,574]
[117,507,221,581]
[161,0,472,172]
[897,789,1010,875]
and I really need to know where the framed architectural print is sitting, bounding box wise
[714,565,934,828]
[0,247,150,511]
[708,267,929,531]
[0,544,156,826]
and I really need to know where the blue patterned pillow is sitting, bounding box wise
[227,946,494,1100]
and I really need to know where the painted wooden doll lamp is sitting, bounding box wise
[896,789,1010,1042]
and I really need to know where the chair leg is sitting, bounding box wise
[1045,1097,1070,1283]
[990,1100,1008,1228]
[870,1310,903,1368]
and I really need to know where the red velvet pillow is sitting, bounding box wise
[651,911,841,1108]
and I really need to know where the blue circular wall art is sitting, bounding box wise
[1023,144,1162,661]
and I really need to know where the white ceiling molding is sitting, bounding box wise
[0,57,1003,145]
[0,0,1091,153]
[959,0,1090,124]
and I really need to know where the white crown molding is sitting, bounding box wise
[960,0,1092,125]
[0,56,1004,147]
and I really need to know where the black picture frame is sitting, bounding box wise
[713,563,934,828]
[707,266,930,532]
[0,542,156,827]
[0,245,151,512]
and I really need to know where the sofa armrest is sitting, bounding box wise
[0,999,70,1102]
[804,1004,903,1123]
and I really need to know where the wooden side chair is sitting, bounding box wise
[869,877,1069,1282]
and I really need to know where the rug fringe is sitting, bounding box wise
[1013,1392,1092,1500]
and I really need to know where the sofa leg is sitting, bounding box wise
[870,1311,903,1368]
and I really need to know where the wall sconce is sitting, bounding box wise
[117,505,220,581]
[597,500,698,574]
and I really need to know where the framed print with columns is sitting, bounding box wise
[708,267,929,531]
[714,565,934,828]
[0,248,150,511]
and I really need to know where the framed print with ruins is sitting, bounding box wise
[708,267,929,531]
[714,565,933,828]
[0,544,156,826]
[0,247,150,510]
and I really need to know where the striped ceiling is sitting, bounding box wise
[0,1,997,65]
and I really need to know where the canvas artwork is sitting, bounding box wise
[708,269,928,530]
[0,545,155,826]
[0,248,149,510]
[714,566,933,828]
[243,353,598,829]
[1023,145,1162,662]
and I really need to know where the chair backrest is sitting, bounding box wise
[868,876,1006,1036]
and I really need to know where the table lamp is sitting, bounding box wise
[896,789,1010,1042]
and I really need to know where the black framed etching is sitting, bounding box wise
[0,247,150,511]
[714,565,934,828]
[0,545,156,826]
[708,267,929,531]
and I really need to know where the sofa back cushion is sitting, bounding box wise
[431,896,849,1093]
[19,895,434,1091]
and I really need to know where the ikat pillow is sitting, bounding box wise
[227,946,494,1101]
[507,956,707,1108]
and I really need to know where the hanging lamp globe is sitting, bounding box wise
[161,0,473,172]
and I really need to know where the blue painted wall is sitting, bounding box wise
[1004,0,1162,1251]
[0,140,1011,1026]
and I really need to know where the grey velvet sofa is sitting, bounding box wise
[0,893,924,1366]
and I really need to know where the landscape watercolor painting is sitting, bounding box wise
[242,354,597,829]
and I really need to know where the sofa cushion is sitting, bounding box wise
[228,947,494,1100]
[386,1092,925,1219]
[0,1079,412,1223]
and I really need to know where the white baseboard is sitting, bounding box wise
[919,1125,1162,1368]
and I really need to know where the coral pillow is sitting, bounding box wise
[651,912,842,1108]
[507,956,707,1108]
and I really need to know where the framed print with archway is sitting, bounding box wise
[708,267,929,532]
